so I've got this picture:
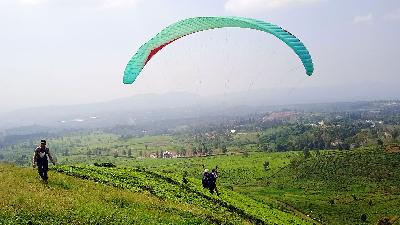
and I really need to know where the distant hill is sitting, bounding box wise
[1,85,399,133]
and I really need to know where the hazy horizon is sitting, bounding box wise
[1,0,399,113]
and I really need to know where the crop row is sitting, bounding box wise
[53,165,311,225]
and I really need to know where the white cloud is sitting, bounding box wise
[17,0,141,9]
[96,0,141,10]
[224,0,321,14]
[384,8,400,21]
[18,0,47,6]
[352,13,373,24]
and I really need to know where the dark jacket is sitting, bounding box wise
[32,147,55,165]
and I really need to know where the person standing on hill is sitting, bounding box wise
[202,169,210,189]
[32,140,56,183]
[202,166,220,196]
[208,168,219,196]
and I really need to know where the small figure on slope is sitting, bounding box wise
[32,140,56,183]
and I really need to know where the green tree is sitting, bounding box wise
[180,147,187,157]
[63,149,70,156]
[391,128,400,142]
[377,139,384,150]
[303,148,310,159]
[221,144,228,154]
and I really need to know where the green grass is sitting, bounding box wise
[0,163,239,225]
[3,130,400,225]
[0,162,311,225]
[122,148,400,225]
[0,132,185,165]
[235,148,400,225]
[53,164,311,225]
[139,151,298,187]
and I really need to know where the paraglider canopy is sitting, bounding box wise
[123,16,314,84]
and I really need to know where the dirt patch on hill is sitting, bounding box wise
[385,144,400,153]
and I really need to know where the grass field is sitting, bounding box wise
[113,148,400,225]
[53,164,311,225]
[256,148,400,225]
[0,132,184,166]
[1,163,311,224]
[0,163,241,224]
[2,131,400,225]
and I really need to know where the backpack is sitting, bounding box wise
[208,172,216,184]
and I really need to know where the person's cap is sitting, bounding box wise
[40,140,46,144]
[204,169,209,173]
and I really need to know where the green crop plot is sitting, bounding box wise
[53,164,312,225]
[0,163,216,225]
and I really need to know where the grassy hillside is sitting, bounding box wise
[3,134,400,225]
[134,151,298,187]
[126,149,400,225]
[0,163,242,225]
[0,132,183,166]
[240,148,400,225]
[53,164,311,225]
[0,163,310,225]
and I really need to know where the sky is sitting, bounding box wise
[0,0,399,112]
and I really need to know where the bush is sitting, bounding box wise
[263,160,270,171]
[182,171,188,184]
[360,214,367,222]
[94,162,116,168]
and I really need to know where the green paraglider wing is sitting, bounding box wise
[124,16,314,84]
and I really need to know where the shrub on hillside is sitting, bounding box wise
[94,162,116,168]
